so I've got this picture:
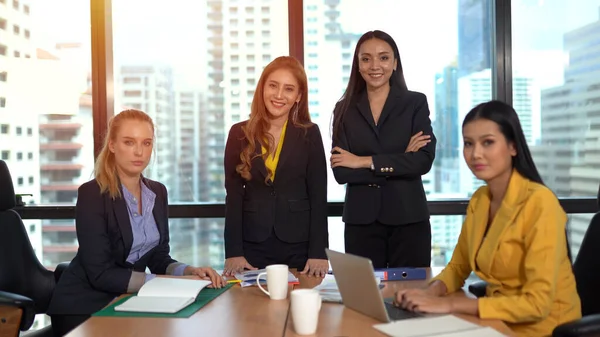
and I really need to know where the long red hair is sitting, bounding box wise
[237,56,312,182]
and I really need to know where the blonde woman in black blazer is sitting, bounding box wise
[331,30,436,268]
[47,110,224,337]
[223,57,329,277]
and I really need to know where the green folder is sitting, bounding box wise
[92,283,234,318]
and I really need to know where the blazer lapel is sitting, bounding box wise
[474,170,529,276]
[356,92,379,137]
[252,140,268,180]
[113,193,134,260]
[273,121,301,183]
[145,179,166,244]
[468,188,489,269]
[376,84,403,128]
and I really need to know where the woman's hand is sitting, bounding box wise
[300,258,329,278]
[405,131,431,153]
[395,289,454,314]
[223,256,257,277]
[185,266,227,289]
[396,291,453,314]
[330,147,371,169]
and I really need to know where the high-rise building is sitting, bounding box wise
[36,46,94,269]
[205,0,226,204]
[303,0,361,204]
[1,1,93,269]
[457,0,492,77]
[457,69,537,194]
[221,0,288,132]
[118,65,178,194]
[433,63,460,193]
[429,192,465,266]
[0,0,42,259]
[533,10,600,257]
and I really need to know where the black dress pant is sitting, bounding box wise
[345,219,431,268]
[243,229,309,270]
[50,314,90,337]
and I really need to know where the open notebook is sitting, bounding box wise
[114,278,212,314]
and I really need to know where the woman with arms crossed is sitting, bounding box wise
[395,101,581,337]
[223,56,329,277]
[331,30,436,268]
[47,109,225,337]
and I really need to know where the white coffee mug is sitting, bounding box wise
[256,264,289,300]
[291,289,322,335]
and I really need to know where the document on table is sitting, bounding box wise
[234,269,299,287]
[373,315,507,337]
[312,274,342,303]
[114,278,211,314]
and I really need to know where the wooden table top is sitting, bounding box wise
[286,271,514,336]
[67,268,513,337]
[66,284,290,337]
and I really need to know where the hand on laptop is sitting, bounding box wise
[394,288,452,314]
[300,258,328,278]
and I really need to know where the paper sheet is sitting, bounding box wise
[312,274,342,303]
[372,315,505,337]
[430,327,507,337]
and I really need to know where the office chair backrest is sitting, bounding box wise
[573,210,600,316]
[0,160,55,314]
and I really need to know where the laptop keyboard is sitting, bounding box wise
[384,300,423,320]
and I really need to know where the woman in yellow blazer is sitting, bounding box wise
[395,100,581,337]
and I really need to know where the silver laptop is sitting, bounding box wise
[325,248,424,322]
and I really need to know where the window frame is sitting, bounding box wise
[65,0,587,214]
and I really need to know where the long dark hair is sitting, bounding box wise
[463,100,575,263]
[332,30,408,143]
[462,100,544,186]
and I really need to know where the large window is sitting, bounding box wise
[0,0,93,270]
[111,0,289,268]
[6,0,597,287]
[0,0,92,330]
[512,0,600,255]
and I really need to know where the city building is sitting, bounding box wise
[533,11,600,257]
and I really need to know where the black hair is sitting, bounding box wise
[462,100,544,185]
[332,30,407,143]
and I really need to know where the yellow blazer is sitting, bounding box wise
[432,170,581,337]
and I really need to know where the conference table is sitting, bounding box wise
[66,268,513,337]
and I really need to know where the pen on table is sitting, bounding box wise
[227,279,242,284]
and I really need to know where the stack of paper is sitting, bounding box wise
[373,315,507,337]
[312,274,382,303]
[234,269,299,288]
[313,274,342,303]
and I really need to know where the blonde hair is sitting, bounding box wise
[237,56,312,183]
[94,109,155,199]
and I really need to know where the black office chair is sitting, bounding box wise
[0,160,69,337]
[552,210,600,337]
[468,208,600,336]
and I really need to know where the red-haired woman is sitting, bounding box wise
[222,56,329,278]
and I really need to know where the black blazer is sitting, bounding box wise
[332,86,436,225]
[224,121,328,260]
[47,178,177,315]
